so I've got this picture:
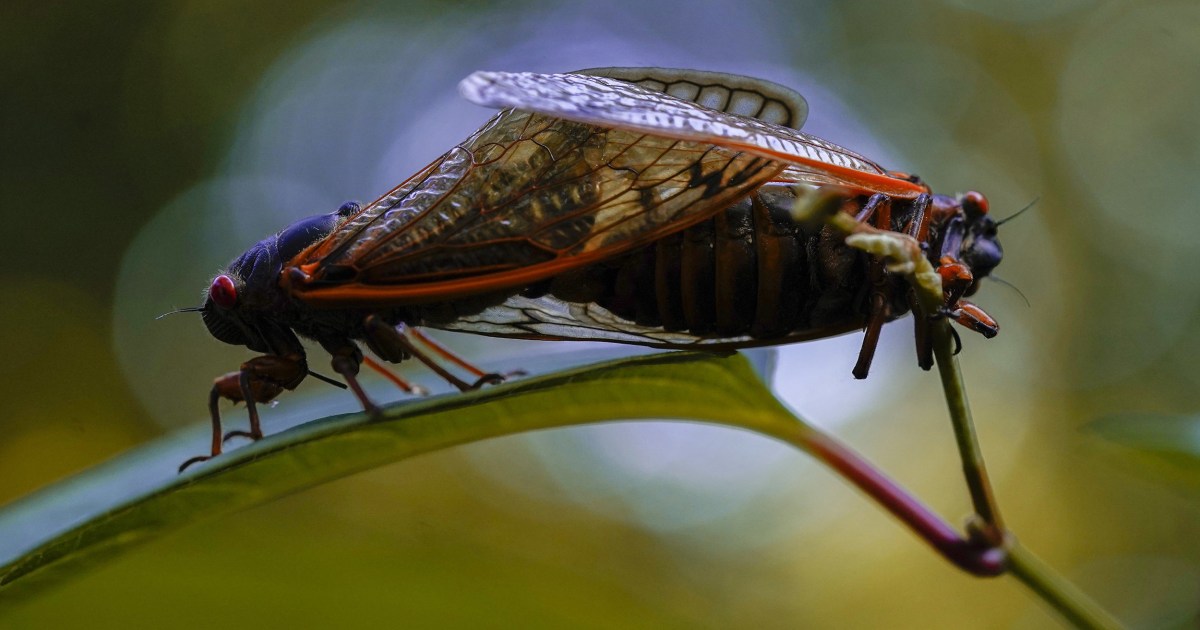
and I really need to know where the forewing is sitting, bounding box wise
[291,109,784,306]
[459,71,926,198]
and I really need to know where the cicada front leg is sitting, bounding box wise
[933,258,998,333]
[178,353,307,472]
[913,248,1000,368]
[949,301,999,339]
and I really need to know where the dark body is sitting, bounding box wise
[543,186,864,339]
[211,180,957,375]
[185,68,1001,470]
[210,186,895,361]
[435,186,891,344]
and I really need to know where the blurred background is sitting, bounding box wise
[3,0,1199,627]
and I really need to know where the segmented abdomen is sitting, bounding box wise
[553,185,875,341]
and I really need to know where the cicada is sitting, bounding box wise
[183,68,1003,470]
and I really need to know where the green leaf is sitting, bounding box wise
[1087,412,1200,489]
[0,351,801,603]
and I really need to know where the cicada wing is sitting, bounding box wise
[770,163,875,189]
[459,71,925,199]
[573,67,807,129]
[435,293,738,346]
[429,293,861,349]
[290,108,785,306]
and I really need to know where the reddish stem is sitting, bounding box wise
[800,428,1007,577]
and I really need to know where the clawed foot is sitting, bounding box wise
[223,429,263,443]
[178,455,213,473]
[468,369,527,390]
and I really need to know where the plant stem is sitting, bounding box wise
[764,406,1125,627]
[767,422,1006,576]
[931,321,1004,541]
[929,320,1125,628]
[762,385,1128,626]
[1007,543,1125,630]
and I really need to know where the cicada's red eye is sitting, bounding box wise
[962,191,989,216]
[210,274,238,308]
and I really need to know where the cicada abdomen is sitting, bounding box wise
[427,185,982,362]
[558,186,879,340]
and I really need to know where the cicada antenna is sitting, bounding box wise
[996,197,1039,226]
[155,307,346,389]
[155,306,203,320]
[988,275,1030,308]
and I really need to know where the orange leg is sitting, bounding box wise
[362,355,429,396]
[408,327,488,378]
[952,301,999,338]
[362,316,520,391]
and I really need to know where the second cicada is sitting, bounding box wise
[182,67,1003,469]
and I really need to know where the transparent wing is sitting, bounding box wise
[431,293,860,348]
[770,163,875,188]
[459,71,926,199]
[290,109,785,306]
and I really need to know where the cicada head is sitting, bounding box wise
[201,274,250,346]
[956,191,1002,296]
[955,190,1003,296]
[931,191,1003,297]
[200,263,286,355]
[200,202,360,354]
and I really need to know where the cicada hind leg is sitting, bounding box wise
[361,315,521,392]
[179,353,307,472]
[851,193,893,379]
[318,333,430,406]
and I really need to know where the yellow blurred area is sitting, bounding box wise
[4,0,1200,627]
[0,278,145,500]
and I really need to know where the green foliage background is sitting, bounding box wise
[3,0,1199,627]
